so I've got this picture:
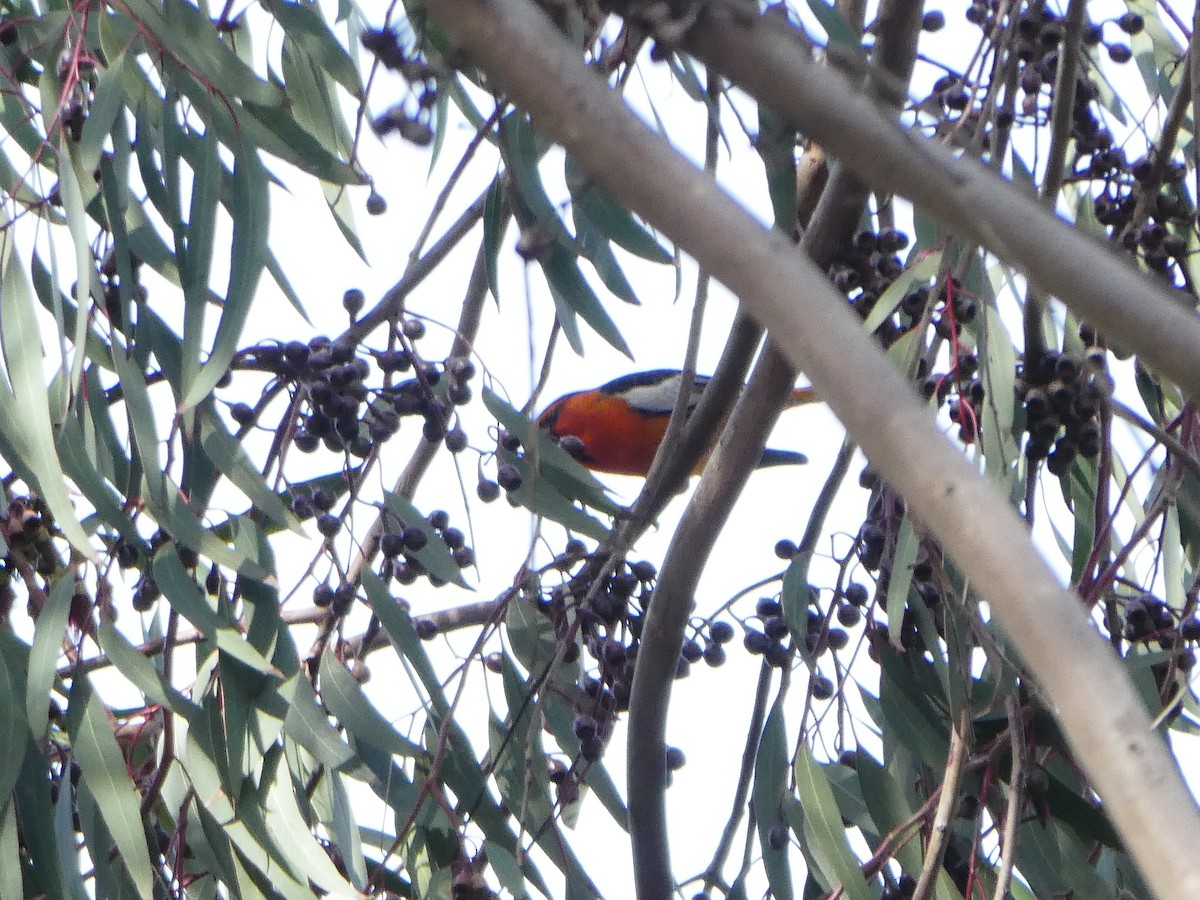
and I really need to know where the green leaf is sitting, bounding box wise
[111,346,268,578]
[281,673,356,771]
[0,643,27,814]
[319,641,422,758]
[542,242,632,358]
[12,733,66,898]
[96,620,195,717]
[124,0,286,108]
[57,141,96,405]
[885,514,919,654]
[499,450,613,541]
[182,138,269,411]
[265,0,362,97]
[362,570,447,710]
[53,775,90,900]
[153,549,279,673]
[483,388,617,510]
[756,102,798,231]
[0,799,24,900]
[863,252,941,334]
[261,751,360,895]
[754,699,793,900]
[793,749,875,900]
[77,54,129,175]
[180,122,221,400]
[328,769,368,891]
[806,0,865,55]
[196,406,299,531]
[0,246,94,558]
[566,158,671,264]
[65,677,154,898]
[484,176,506,300]
[26,574,74,741]
[868,650,951,770]
[484,840,531,899]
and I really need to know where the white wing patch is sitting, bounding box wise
[621,374,709,416]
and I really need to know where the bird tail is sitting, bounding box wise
[758,448,809,468]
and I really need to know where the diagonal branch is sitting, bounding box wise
[418,0,1200,897]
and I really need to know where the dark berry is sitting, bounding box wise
[1116,12,1144,35]
[116,542,140,568]
[442,527,465,549]
[665,746,686,770]
[429,509,451,531]
[1107,43,1132,64]
[559,434,586,460]
[703,643,726,667]
[743,630,770,654]
[764,616,789,641]
[811,675,835,700]
[342,288,364,319]
[444,427,468,452]
[709,621,735,644]
[313,582,334,607]
[774,538,798,559]
[312,488,334,512]
[291,494,314,518]
[756,597,782,618]
[681,638,702,662]
[331,582,355,616]
[414,619,439,640]
[380,532,405,558]
[767,822,789,852]
[294,429,320,453]
[402,319,426,340]
[316,514,342,538]
[377,349,411,373]
[403,526,428,551]
[497,464,523,492]
[477,479,501,502]
[765,642,790,668]
[422,417,444,443]
[229,403,255,425]
[921,10,945,32]
[366,191,386,215]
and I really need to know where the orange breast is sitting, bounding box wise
[543,392,671,477]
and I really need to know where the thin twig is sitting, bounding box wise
[913,707,970,900]
[992,694,1024,900]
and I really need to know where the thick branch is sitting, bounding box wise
[684,7,1200,399]
[420,0,1200,895]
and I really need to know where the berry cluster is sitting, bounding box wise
[531,546,662,768]
[830,228,911,339]
[229,311,477,466]
[853,469,950,655]
[1015,348,1104,475]
[382,507,475,587]
[361,28,438,147]
[1121,592,1198,678]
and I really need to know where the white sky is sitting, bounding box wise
[18,0,1200,896]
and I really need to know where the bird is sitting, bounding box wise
[537,369,816,477]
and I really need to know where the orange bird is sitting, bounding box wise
[537,369,815,477]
